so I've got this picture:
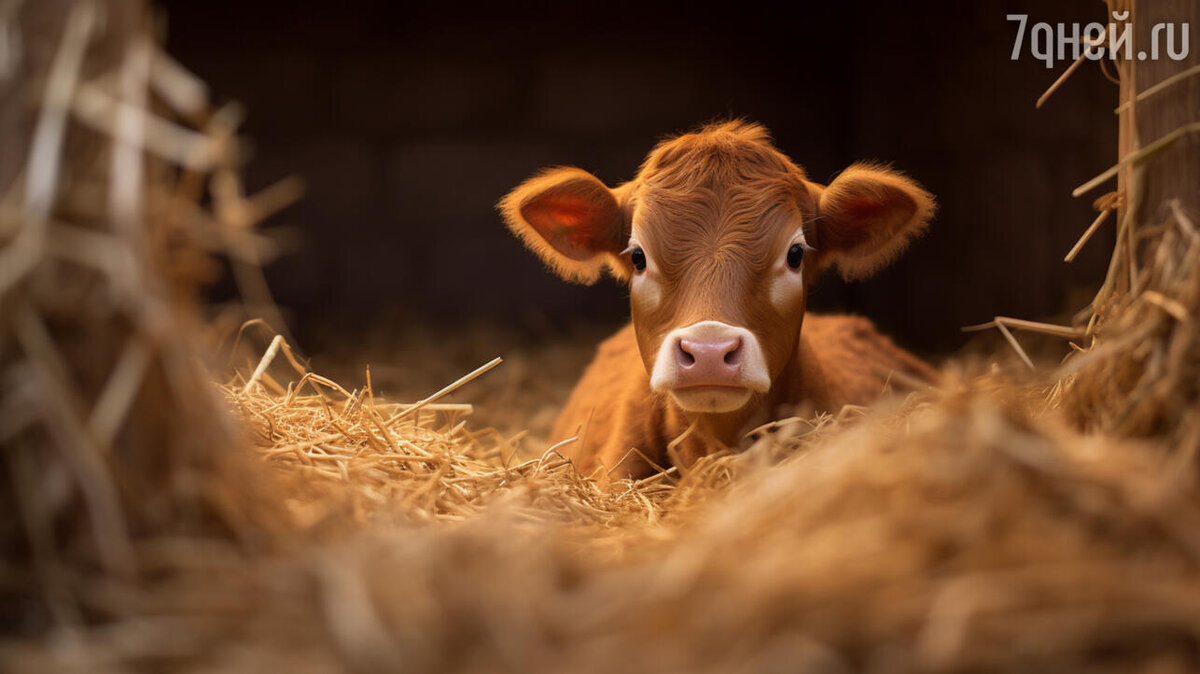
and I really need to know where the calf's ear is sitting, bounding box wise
[499,167,628,284]
[812,163,935,280]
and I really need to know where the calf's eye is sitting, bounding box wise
[630,247,647,272]
[786,243,804,269]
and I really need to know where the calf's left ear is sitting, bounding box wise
[499,167,629,285]
[812,163,936,280]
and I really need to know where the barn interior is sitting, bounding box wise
[168,0,1121,440]
[3,0,1200,671]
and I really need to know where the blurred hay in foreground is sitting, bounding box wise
[0,0,289,643]
[5,1,1200,672]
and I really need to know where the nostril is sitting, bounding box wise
[723,341,743,366]
[676,340,696,367]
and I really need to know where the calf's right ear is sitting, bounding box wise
[499,167,628,284]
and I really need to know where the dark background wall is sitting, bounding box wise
[159,0,1118,354]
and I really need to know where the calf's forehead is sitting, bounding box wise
[630,176,809,270]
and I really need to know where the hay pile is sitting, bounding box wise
[4,1,1200,672]
[0,0,288,642]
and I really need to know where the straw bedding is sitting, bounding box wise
[3,1,1200,672]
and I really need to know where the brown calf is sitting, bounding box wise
[500,121,937,478]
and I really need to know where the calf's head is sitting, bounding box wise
[500,121,934,414]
